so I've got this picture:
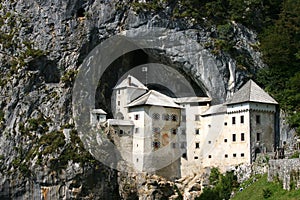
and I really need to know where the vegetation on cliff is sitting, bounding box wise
[132,0,300,134]
[233,174,300,200]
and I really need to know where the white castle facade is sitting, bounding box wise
[91,75,279,179]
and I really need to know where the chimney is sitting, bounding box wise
[128,76,131,86]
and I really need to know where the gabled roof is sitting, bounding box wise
[226,80,278,105]
[201,104,227,116]
[114,75,148,90]
[126,90,181,108]
[91,109,107,114]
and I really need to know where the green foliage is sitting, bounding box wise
[39,130,65,155]
[0,3,46,73]
[197,168,239,200]
[257,0,300,134]
[61,69,78,86]
[48,129,97,170]
[27,115,49,133]
[263,188,272,198]
[233,174,300,200]
[289,151,300,159]
[0,110,4,122]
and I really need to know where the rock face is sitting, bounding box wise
[0,0,265,199]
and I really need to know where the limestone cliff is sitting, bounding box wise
[0,0,265,199]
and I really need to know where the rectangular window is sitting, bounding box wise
[241,153,245,157]
[194,156,198,159]
[256,115,261,124]
[162,114,169,121]
[134,114,139,120]
[195,142,200,149]
[241,133,245,141]
[233,153,237,157]
[195,115,200,121]
[172,142,177,148]
[118,90,120,94]
[181,142,186,149]
[257,132,261,141]
[135,128,139,133]
[182,153,187,159]
[232,117,236,124]
[240,115,244,124]
[181,129,186,135]
[225,154,228,158]
[182,115,186,122]
[171,114,177,121]
[208,155,212,158]
[117,101,120,106]
[171,129,177,135]
[195,129,200,135]
[224,139,227,143]
[232,134,236,142]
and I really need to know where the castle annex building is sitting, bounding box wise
[91,75,279,178]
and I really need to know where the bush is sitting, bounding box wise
[262,188,272,198]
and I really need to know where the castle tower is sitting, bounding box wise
[112,75,148,120]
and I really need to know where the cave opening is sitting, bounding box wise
[95,48,208,118]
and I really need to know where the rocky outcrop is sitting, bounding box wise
[268,159,300,191]
[0,0,265,199]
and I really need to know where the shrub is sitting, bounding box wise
[262,188,272,198]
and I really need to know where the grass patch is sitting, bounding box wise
[233,174,300,200]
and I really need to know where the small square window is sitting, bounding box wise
[153,141,160,149]
[182,153,187,158]
[208,155,212,158]
[181,142,186,149]
[152,127,160,133]
[171,114,177,122]
[171,129,177,135]
[225,154,228,158]
[241,153,245,157]
[195,115,200,121]
[181,129,186,135]
[172,142,177,148]
[135,128,139,133]
[163,114,169,121]
[195,142,200,149]
[224,139,227,143]
[233,153,237,157]
[152,113,160,120]
[195,129,200,135]
[208,141,211,144]
[224,122,227,126]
